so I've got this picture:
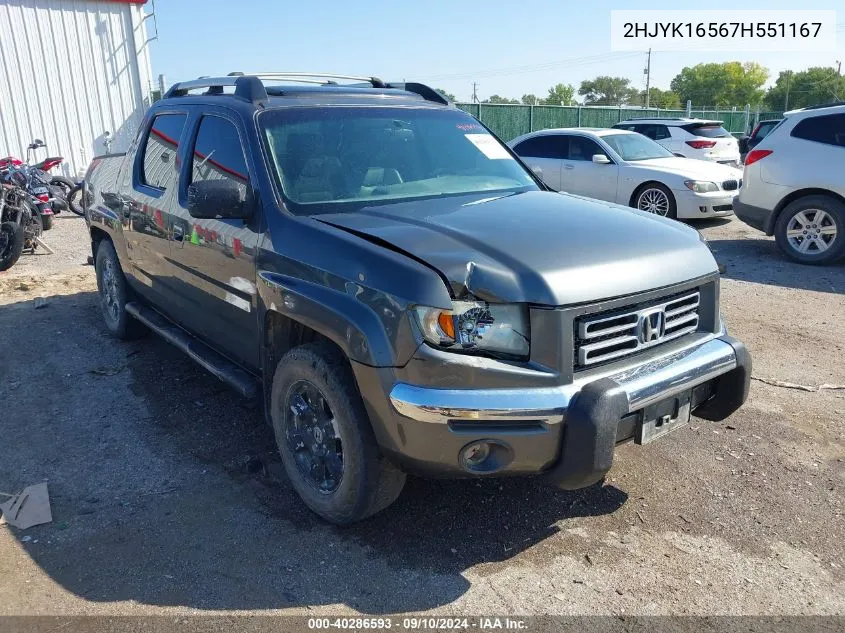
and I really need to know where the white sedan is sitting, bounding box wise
[508,128,743,220]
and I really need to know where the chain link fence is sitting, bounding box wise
[457,103,783,142]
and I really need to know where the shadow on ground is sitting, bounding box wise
[0,291,627,613]
[691,219,845,294]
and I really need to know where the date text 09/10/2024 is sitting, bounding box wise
[307,617,528,630]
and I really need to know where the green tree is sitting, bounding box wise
[486,94,519,104]
[578,76,637,105]
[435,88,456,102]
[639,87,682,109]
[670,62,768,106]
[764,67,845,110]
[541,83,576,105]
[521,93,539,105]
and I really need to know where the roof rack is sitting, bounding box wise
[162,73,449,107]
[799,100,845,111]
[619,117,692,122]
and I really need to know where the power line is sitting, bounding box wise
[422,52,643,82]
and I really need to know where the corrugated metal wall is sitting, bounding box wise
[0,0,153,176]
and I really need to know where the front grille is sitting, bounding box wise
[574,290,701,368]
[722,179,739,191]
[713,204,733,212]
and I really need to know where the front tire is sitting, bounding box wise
[634,182,677,219]
[270,342,406,524]
[94,240,148,339]
[0,222,25,271]
[774,195,845,265]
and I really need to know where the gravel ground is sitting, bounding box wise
[0,214,843,619]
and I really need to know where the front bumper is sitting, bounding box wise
[674,189,738,219]
[381,335,750,487]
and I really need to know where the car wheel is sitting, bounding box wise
[94,239,149,339]
[634,183,677,219]
[774,195,845,265]
[270,341,406,524]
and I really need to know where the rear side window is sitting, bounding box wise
[140,113,188,190]
[682,123,732,138]
[791,113,845,147]
[639,124,671,140]
[190,116,250,196]
[512,135,567,159]
[755,121,778,139]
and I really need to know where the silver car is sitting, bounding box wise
[509,128,743,220]
[734,103,845,265]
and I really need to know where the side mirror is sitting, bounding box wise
[187,179,252,220]
[738,137,749,154]
[592,154,611,164]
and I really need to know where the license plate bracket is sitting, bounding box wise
[635,389,691,445]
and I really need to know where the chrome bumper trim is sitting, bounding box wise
[389,338,738,424]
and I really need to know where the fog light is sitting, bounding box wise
[699,206,707,213]
[463,442,490,466]
[458,439,513,474]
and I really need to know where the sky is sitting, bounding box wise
[146,0,843,104]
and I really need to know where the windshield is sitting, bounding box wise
[601,133,675,161]
[259,107,538,211]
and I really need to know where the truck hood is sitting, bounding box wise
[630,157,742,182]
[317,190,717,306]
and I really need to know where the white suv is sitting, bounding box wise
[735,103,845,264]
[613,118,741,167]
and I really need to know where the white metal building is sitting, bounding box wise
[0,0,153,176]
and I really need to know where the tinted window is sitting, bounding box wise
[190,116,250,195]
[754,120,778,139]
[513,135,567,159]
[791,114,845,147]
[682,123,732,138]
[565,136,605,161]
[141,113,187,190]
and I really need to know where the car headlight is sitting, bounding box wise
[684,180,719,193]
[413,301,530,358]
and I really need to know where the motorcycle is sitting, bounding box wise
[0,161,56,231]
[0,182,43,271]
[0,139,84,218]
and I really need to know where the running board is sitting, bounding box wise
[125,302,259,400]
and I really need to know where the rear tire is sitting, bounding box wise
[94,239,148,339]
[0,222,25,271]
[41,214,54,231]
[270,341,406,524]
[774,195,845,265]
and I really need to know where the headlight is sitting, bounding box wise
[413,301,530,357]
[684,180,719,193]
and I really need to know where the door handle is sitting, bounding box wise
[172,225,184,241]
[563,164,575,170]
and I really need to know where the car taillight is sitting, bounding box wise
[745,149,773,166]
[686,140,717,149]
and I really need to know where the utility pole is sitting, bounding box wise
[471,82,479,103]
[784,70,791,111]
[837,60,842,76]
[644,48,652,108]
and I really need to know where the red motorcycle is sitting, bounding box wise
[0,139,83,219]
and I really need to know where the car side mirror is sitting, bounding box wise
[592,154,611,164]
[187,179,253,220]
[738,137,749,154]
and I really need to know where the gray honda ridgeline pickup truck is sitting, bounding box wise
[84,73,750,524]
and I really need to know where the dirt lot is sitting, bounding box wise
[0,212,843,617]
